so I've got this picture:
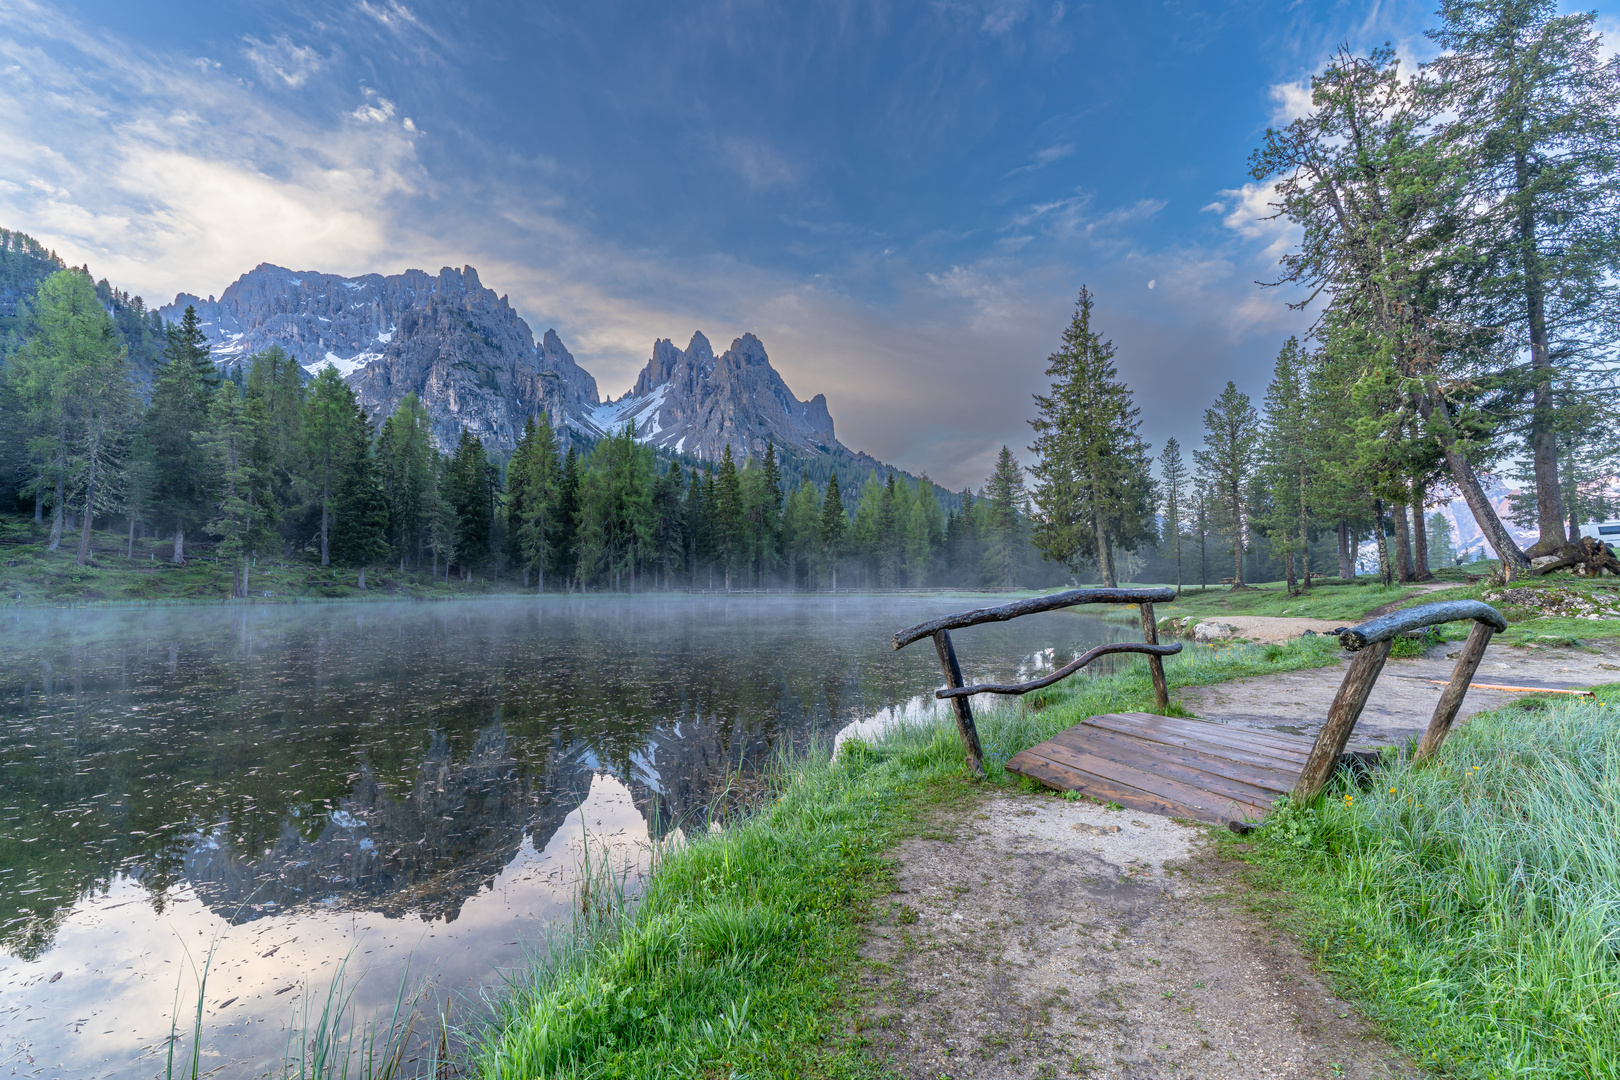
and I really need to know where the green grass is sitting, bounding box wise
[0,516,545,605]
[466,635,1345,1078]
[1234,694,1620,1079]
[1161,578,1427,623]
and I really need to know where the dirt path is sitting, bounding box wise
[858,795,1418,1079]
[1181,638,1620,750]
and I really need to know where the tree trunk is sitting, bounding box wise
[1412,487,1431,582]
[1516,149,1566,557]
[173,526,185,565]
[1372,500,1392,586]
[34,488,43,524]
[242,559,250,599]
[358,566,367,590]
[1173,530,1182,596]
[1230,502,1244,586]
[1337,520,1352,580]
[127,515,136,559]
[1093,502,1116,588]
[1419,391,1529,577]
[46,476,64,551]
[1284,551,1297,596]
[319,487,330,566]
[1391,503,1413,584]
[75,479,95,566]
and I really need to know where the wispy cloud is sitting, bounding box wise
[0,0,422,302]
[242,34,324,89]
[1005,141,1075,176]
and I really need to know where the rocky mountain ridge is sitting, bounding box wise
[159,264,601,453]
[588,331,839,464]
[158,261,865,468]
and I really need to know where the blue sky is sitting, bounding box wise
[2,0,1615,488]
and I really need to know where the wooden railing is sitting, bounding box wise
[893,588,1182,775]
[1290,599,1508,800]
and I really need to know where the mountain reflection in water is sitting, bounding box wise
[0,595,1126,1079]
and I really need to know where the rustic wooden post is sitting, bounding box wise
[1138,601,1169,713]
[1292,639,1393,801]
[1415,621,1494,761]
[932,629,985,776]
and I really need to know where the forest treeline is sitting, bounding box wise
[0,273,1062,593]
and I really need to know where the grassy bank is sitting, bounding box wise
[0,516,527,605]
[1234,688,1620,1079]
[465,635,1343,1078]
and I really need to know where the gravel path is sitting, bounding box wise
[856,795,1420,1079]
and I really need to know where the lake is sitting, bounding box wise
[0,594,1134,1078]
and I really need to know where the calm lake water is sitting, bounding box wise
[0,594,1132,1078]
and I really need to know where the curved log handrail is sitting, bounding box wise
[937,641,1184,699]
[1294,597,1510,802]
[892,587,1177,651]
[1336,600,1508,652]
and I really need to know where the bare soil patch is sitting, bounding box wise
[857,794,1419,1079]
[1180,639,1620,750]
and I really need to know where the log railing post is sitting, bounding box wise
[1138,601,1169,713]
[1415,621,1495,760]
[1292,639,1393,802]
[932,629,984,776]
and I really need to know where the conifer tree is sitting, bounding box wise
[375,393,434,570]
[302,367,355,567]
[1158,438,1187,595]
[1028,287,1156,587]
[243,346,304,555]
[984,446,1028,588]
[144,304,216,563]
[330,407,391,589]
[201,381,265,596]
[554,445,580,588]
[819,473,846,591]
[1259,338,1312,593]
[1195,382,1260,587]
[714,444,744,589]
[445,429,493,571]
[514,413,562,591]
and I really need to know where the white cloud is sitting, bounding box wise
[350,88,397,124]
[0,0,422,303]
[1268,79,1312,126]
[1204,181,1295,263]
[242,34,323,88]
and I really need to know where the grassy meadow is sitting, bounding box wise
[1235,688,1620,1079]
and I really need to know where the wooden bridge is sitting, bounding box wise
[894,589,1508,827]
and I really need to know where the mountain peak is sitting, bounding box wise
[587,329,839,462]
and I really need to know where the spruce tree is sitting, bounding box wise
[329,407,391,589]
[515,413,562,591]
[1158,438,1187,595]
[714,444,744,589]
[1028,287,1156,587]
[375,392,434,570]
[819,473,846,591]
[201,381,265,596]
[302,367,355,567]
[984,446,1028,588]
[1259,338,1312,593]
[144,304,216,563]
[1195,382,1260,588]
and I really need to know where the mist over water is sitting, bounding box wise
[0,594,1129,1078]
